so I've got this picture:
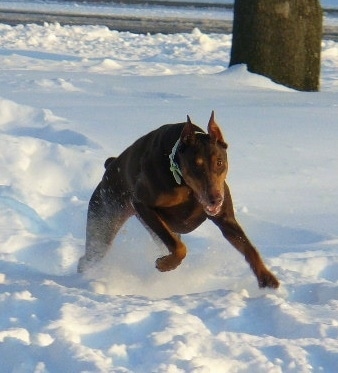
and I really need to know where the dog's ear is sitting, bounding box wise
[207,111,227,147]
[180,115,196,145]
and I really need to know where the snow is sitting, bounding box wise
[0,13,338,373]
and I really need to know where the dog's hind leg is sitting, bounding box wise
[77,183,131,273]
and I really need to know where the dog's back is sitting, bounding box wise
[103,122,201,202]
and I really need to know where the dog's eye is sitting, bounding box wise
[216,159,223,167]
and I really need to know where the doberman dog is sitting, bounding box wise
[78,112,279,289]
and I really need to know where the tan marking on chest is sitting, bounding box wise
[155,187,192,208]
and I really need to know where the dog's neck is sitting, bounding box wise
[169,131,206,185]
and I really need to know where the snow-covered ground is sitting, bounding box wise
[0,10,338,373]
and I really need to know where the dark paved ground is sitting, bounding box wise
[0,6,337,39]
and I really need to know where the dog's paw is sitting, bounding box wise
[156,255,182,272]
[257,270,280,289]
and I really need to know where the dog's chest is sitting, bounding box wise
[153,187,206,233]
[154,186,194,208]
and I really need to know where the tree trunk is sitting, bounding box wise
[229,0,322,91]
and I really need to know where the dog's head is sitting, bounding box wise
[177,112,228,216]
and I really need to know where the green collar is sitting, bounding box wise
[168,131,206,185]
[169,138,183,185]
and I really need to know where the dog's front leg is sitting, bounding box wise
[209,185,279,288]
[133,202,187,272]
[212,216,279,288]
[209,183,279,288]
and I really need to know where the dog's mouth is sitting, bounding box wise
[192,189,224,217]
[204,203,222,216]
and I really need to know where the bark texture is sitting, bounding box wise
[229,0,322,91]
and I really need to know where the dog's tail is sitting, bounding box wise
[104,157,117,169]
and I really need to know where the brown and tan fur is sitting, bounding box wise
[78,112,279,289]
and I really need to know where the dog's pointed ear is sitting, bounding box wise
[180,115,196,145]
[207,111,227,147]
